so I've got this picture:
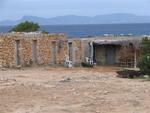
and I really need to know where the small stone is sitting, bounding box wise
[143,75,149,79]
[1,68,7,71]
[15,65,22,69]
[103,91,110,95]
[59,77,72,83]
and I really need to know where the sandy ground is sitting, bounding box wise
[0,67,150,113]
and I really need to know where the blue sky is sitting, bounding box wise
[0,0,150,21]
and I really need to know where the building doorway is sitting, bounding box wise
[68,42,73,61]
[51,41,57,64]
[32,40,38,64]
[105,45,116,65]
[93,44,117,65]
[15,40,21,65]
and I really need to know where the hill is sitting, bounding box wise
[1,13,150,25]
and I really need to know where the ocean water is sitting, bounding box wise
[0,23,150,38]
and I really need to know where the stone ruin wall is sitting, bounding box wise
[0,33,141,68]
[71,40,83,66]
[0,33,83,68]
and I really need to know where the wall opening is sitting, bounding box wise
[105,45,116,65]
[15,40,21,65]
[68,42,73,61]
[32,40,38,64]
[51,41,57,64]
[93,44,117,65]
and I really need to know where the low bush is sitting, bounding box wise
[138,54,150,76]
[81,62,93,68]
[42,30,49,34]
[138,37,150,77]
[10,21,40,32]
[117,69,144,78]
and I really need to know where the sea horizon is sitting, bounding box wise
[1,23,150,38]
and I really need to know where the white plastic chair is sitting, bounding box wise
[65,55,73,68]
[85,57,93,65]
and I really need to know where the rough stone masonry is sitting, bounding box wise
[0,33,83,68]
[0,32,143,68]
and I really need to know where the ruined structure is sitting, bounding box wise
[0,33,142,68]
[82,36,142,68]
[0,33,82,68]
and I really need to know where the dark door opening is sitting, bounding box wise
[15,40,21,65]
[32,40,38,64]
[105,46,116,65]
[52,42,57,64]
[68,42,73,61]
[93,44,117,65]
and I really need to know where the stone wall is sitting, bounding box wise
[0,33,141,68]
[72,39,83,66]
[0,33,83,68]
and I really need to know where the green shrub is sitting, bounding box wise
[29,59,33,66]
[138,37,150,77]
[42,30,49,34]
[138,54,150,76]
[141,37,150,55]
[10,21,40,32]
[81,62,93,68]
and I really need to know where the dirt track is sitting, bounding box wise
[0,67,150,113]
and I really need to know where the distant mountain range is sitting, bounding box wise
[1,13,150,26]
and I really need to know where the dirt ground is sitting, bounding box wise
[0,67,150,113]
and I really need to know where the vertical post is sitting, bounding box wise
[90,42,93,59]
[32,40,38,64]
[68,42,73,61]
[81,40,85,62]
[0,45,2,68]
[15,40,21,66]
[51,41,56,64]
[134,49,137,69]
[90,42,93,64]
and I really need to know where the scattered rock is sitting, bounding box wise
[59,77,72,83]
[102,91,110,95]
[15,65,22,70]
[0,68,7,71]
[117,70,144,78]
[80,76,88,80]
[143,75,149,79]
